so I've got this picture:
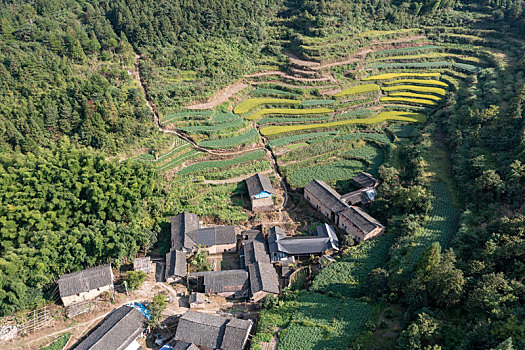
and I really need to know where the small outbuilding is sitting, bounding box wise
[189,292,206,309]
[165,249,187,283]
[246,173,275,212]
[58,264,114,308]
[351,171,378,189]
[133,257,151,274]
[337,206,385,242]
[190,270,249,299]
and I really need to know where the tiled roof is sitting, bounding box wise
[352,172,378,188]
[340,206,384,235]
[248,262,280,295]
[304,180,346,213]
[246,173,274,198]
[165,249,187,279]
[58,264,113,298]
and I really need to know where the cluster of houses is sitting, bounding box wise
[53,172,385,350]
[304,172,385,242]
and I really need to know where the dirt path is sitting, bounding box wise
[185,81,248,110]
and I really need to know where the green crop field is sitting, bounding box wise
[388,91,442,101]
[374,45,440,55]
[368,60,453,70]
[177,150,266,175]
[383,79,448,87]
[334,109,374,119]
[198,128,260,149]
[343,143,384,174]
[382,84,447,95]
[180,118,247,135]
[334,84,380,97]
[372,52,481,64]
[233,97,301,114]
[260,111,426,136]
[157,150,202,172]
[269,131,339,148]
[287,159,366,187]
[161,109,214,124]
[251,88,301,97]
[246,107,333,121]
[336,132,392,144]
[380,96,437,106]
[40,333,71,350]
[363,72,441,81]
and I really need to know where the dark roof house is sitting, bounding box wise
[133,257,151,273]
[170,212,236,252]
[304,180,347,214]
[339,206,384,237]
[241,240,270,269]
[341,187,376,206]
[246,173,274,199]
[165,249,187,281]
[351,172,378,189]
[175,311,252,350]
[58,264,113,299]
[73,305,145,350]
[171,341,199,350]
[268,225,339,263]
[248,262,280,296]
[190,270,249,296]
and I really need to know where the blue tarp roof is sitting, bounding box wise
[126,302,151,320]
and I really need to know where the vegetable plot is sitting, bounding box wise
[233,97,300,114]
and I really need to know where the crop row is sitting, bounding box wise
[374,45,440,55]
[363,72,440,81]
[258,115,333,125]
[199,159,271,181]
[380,96,437,106]
[372,52,481,64]
[343,144,384,174]
[161,109,214,123]
[177,150,266,175]
[389,124,416,138]
[336,132,392,144]
[260,111,426,136]
[247,107,333,121]
[333,84,380,97]
[234,97,301,114]
[334,108,374,119]
[157,149,202,172]
[198,128,260,149]
[383,78,448,87]
[180,118,247,135]
[269,131,339,148]
[300,99,336,107]
[367,60,453,70]
[382,84,446,96]
[388,91,442,101]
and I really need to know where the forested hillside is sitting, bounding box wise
[1,0,525,349]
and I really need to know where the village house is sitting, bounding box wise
[169,341,199,350]
[73,305,146,350]
[165,249,187,283]
[337,206,385,242]
[304,178,386,243]
[304,179,347,221]
[267,224,340,263]
[174,311,253,350]
[189,270,249,298]
[171,212,237,255]
[246,173,275,212]
[58,264,114,308]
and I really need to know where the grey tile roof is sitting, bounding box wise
[242,240,270,268]
[340,206,384,234]
[133,257,151,272]
[248,262,280,295]
[165,249,187,279]
[189,292,205,304]
[268,224,339,258]
[171,212,200,250]
[242,229,264,243]
[188,226,236,247]
[341,189,370,205]
[58,264,113,298]
[246,173,274,198]
[304,180,347,213]
[189,270,249,294]
[222,318,253,350]
[175,311,252,349]
[73,305,145,350]
[352,172,378,188]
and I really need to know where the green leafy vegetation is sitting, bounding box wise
[234,98,301,114]
[40,333,71,350]
[125,271,147,291]
[198,128,260,149]
[334,84,380,97]
[177,150,266,175]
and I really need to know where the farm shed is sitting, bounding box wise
[337,206,385,242]
[165,249,187,283]
[341,187,376,206]
[189,292,206,309]
[246,173,275,212]
[351,171,378,189]
[133,257,151,273]
[58,264,114,308]
[268,224,339,263]
[174,311,252,350]
[304,180,347,221]
[73,305,145,350]
[170,212,237,254]
[190,270,249,298]
[248,262,280,301]
[241,229,263,243]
